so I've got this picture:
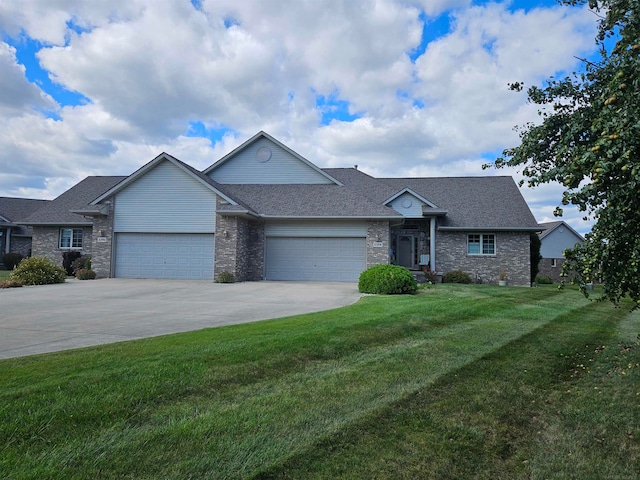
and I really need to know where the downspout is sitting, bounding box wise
[429,218,436,272]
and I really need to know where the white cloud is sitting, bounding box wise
[0,0,601,234]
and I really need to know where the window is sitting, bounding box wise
[60,228,83,249]
[551,258,557,268]
[467,234,495,255]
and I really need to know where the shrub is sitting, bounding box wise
[2,252,24,270]
[10,257,67,286]
[0,279,22,288]
[217,271,235,283]
[535,274,553,284]
[62,251,82,275]
[75,268,97,280]
[70,255,91,274]
[358,264,418,295]
[442,269,473,284]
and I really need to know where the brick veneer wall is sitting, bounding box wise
[367,221,390,268]
[9,236,32,258]
[538,258,566,283]
[436,231,531,286]
[31,226,93,268]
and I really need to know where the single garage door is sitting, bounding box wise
[265,237,365,281]
[115,233,214,280]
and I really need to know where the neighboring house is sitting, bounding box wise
[538,221,585,282]
[19,132,541,284]
[0,197,50,267]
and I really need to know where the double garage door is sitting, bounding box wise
[265,237,365,282]
[115,233,214,280]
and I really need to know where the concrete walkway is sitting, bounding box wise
[0,279,360,359]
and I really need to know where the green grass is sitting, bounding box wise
[0,269,11,280]
[1,284,638,479]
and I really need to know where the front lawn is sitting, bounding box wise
[0,269,11,280]
[1,285,638,479]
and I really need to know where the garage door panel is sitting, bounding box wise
[116,233,214,280]
[265,237,365,282]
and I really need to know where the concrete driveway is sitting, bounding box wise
[0,279,360,359]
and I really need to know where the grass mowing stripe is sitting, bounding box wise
[13,290,586,479]
[254,296,637,479]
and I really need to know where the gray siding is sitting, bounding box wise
[114,160,217,233]
[388,192,425,218]
[540,227,583,258]
[208,138,334,184]
[265,220,367,237]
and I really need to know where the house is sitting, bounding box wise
[19,131,541,285]
[538,221,585,282]
[0,197,50,267]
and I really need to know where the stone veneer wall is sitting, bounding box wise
[91,201,115,278]
[436,231,531,286]
[31,226,93,268]
[214,211,266,282]
[9,236,33,258]
[538,257,567,283]
[367,220,390,269]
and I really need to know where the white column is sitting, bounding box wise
[429,218,436,272]
[5,227,11,254]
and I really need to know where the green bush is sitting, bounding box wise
[535,274,553,284]
[2,252,24,270]
[75,268,97,280]
[442,270,473,284]
[70,255,91,274]
[358,264,418,295]
[217,271,235,283]
[9,257,67,286]
[62,251,82,275]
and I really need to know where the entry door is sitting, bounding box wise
[397,235,415,269]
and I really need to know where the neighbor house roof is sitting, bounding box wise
[538,221,584,242]
[20,177,127,225]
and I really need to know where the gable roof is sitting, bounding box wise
[326,168,540,230]
[539,221,584,242]
[0,197,50,226]
[20,176,127,225]
[221,184,401,218]
[203,131,342,185]
[90,152,241,206]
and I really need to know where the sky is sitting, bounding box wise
[0,0,601,233]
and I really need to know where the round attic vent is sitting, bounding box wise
[401,198,413,208]
[256,146,272,162]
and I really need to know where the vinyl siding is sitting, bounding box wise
[541,228,583,258]
[114,160,217,233]
[265,220,367,237]
[388,192,425,218]
[208,138,334,184]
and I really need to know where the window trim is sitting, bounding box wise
[467,233,496,256]
[59,228,84,249]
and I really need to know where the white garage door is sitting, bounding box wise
[115,233,214,280]
[265,237,365,281]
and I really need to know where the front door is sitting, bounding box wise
[397,235,415,269]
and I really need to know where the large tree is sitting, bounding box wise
[488,0,640,307]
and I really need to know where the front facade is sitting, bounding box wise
[538,221,585,283]
[19,132,541,285]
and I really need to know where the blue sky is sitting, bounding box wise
[0,0,600,232]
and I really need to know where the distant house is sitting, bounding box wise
[19,132,541,285]
[0,197,50,267]
[538,221,585,282]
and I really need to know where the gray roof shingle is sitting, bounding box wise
[20,176,127,225]
[0,197,50,236]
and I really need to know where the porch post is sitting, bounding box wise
[429,218,436,272]
[5,227,11,254]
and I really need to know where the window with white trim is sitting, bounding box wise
[551,258,557,267]
[60,228,83,249]
[467,233,495,255]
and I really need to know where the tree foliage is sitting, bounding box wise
[488,0,640,307]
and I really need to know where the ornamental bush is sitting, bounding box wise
[535,274,553,285]
[2,252,24,270]
[358,264,417,295]
[216,271,235,283]
[75,268,97,280]
[9,257,67,286]
[442,269,473,284]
